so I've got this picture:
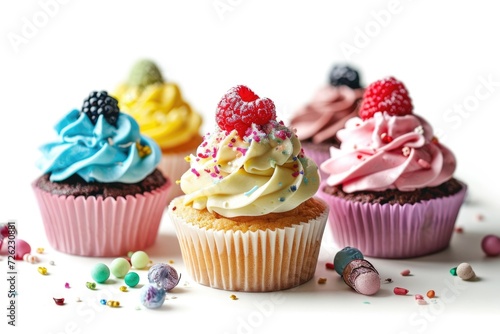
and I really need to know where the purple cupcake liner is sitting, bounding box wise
[318,182,467,259]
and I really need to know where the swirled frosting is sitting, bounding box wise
[37,109,161,183]
[180,121,320,217]
[321,112,456,192]
[114,82,202,151]
[290,85,364,144]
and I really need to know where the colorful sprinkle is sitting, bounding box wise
[38,267,48,275]
[36,247,44,254]
[400,269,411,276]
[450,267,457,276]
[393,287,409,295]
[86,282,96,290]
[317,277,327,284]
[64,283,70,289]
[100,299,107,305]
[426,290,435,298]
[325,262,335,270]
[244,186,259,196]
[53,298,65,306]
[229,294,238,300]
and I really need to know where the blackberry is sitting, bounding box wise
[328,64,362,89]
[80,91,120,126]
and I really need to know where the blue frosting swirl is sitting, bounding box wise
[37,109,161,183]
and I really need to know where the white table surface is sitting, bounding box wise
[1,1,500,333]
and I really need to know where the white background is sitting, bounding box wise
[1,1,499,333]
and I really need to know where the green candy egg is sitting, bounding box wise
[124,272,140,287]
[91,263,110,283]
[131,251,150,270]
[110,258,131,278]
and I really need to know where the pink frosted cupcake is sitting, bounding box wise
[289,64,364,181]
[318,77,467,259]
[32,91,171,257]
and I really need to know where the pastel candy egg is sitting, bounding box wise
[139,284,166,309]
[481,234,500,257]
[91,263,111,283]
[456,262,476,280]
[148,263,181,291]
[131,251,150,269]
[124,272,140,287]
[110,258,131,278]
[15,239,31,260]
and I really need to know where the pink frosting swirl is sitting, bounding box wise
[290,85,364,144]
[321,112,457,192]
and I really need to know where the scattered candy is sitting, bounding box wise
[317,277,327,284]
[65,283,70,289]
[230,294,238,300]
[393,287,409,295]
[456,262,476,280]
[325,262,335,270]
[124,272,140,288]
[23,253,38,264]
[86,282,96,290]
[455,226,464,233]
[481,234,500,257]
[49,261,55,266]
[15,239,32,260]
[131,251,150,270]
[139,284,166,309]
[414,294,424,300]
[401,269,411,276]
[333,247,380,296]
[107,300,120,308]
[384,278,393,283]
[110,258,131,278]
[148,263,181,291]
[38,267,48,275]
[91,263,111,283]
[53,298,65,306]
[449,267,457,276]
[119,286,128,292]
[100,299,107,305]
[426,290,435,298]
[36,247,44,254]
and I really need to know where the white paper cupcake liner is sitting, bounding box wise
[32,181,171,257]
[167,198,328,292]
[318,182,467,259]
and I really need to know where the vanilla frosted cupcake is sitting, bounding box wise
[168,85,328,292]
[290,64,364,181]
[318,77,467,259]
[114,59,203,203]
[32,91,171,257]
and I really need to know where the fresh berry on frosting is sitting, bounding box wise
[80,91,120,126]
[329,64,362,89]
[358,77,413,120]
[216,85,276,137]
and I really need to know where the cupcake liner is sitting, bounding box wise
[157,150,193,205]
[168,198,329,292]
[32,181,171,257]
[318,183,467,259]
[300,141,332,183]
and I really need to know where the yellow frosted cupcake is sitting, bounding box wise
[167,85,328,292]
[114,59,203,204]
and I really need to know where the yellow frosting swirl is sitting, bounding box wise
[180,121,320,217]
[114,82,202,151]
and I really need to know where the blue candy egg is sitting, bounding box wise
[139,283,166,309]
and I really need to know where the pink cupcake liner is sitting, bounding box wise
[318,183,467,259]
[157,150,194,206]
[32,181,171,257]
[168,198,329,292]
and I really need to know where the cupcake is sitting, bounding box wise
[289,64,364,180]
[114,59,203,203]
[32,91,171,257]
[318,77,467,259]
[167,85,328,292]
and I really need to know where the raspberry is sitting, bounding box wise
[358,76,413,120]
[216,85,276,136]
[80,91,120,126]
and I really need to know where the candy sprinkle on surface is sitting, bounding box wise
[317,277,327,284]
[450,267,457,276]
[393,287,409,295]
[229,294,238,300]
[401,269,411,276]
[426,290,435,298]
